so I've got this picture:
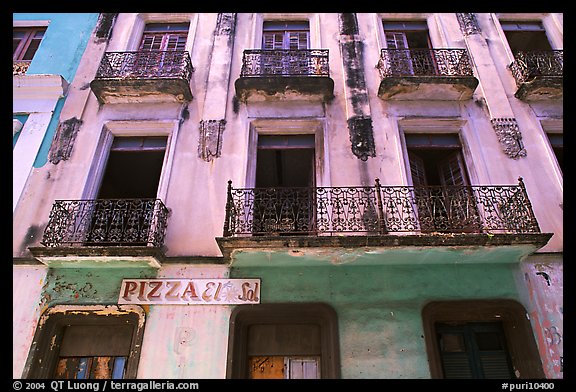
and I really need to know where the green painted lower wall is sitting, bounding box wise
[41,267,157,307]
[231,261,522,378]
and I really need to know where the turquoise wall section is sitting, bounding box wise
[13,13,99,168]
[13,13,99,82]
[231,260,523,378]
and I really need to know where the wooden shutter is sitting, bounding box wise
[140,34,163,51]
[386,31,409,49]
[438,151,468,187]
[263,32,284,49]
[437,323,515,379]
[287,31,309,49]
[408,151,427,186]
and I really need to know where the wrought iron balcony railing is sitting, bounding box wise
[377,48,474,78]
[13,60,31,75]
[240,49,330,77]
[41,199,169,247]
[509,50,563,86]
[94,50,193,81]
[223,178,540,237]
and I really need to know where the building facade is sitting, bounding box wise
[13,13,562,379]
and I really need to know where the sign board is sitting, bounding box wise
[118,278,260,305]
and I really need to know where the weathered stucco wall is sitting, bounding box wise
[231,254,525,379]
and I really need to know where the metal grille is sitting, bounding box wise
[509,50,563,86]
[223,178,540,236]
[377,48,474,78]
[95,51,193,81]
[41,199,169,247]
[240,49,329,77]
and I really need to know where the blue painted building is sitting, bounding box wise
[13,13,101,211]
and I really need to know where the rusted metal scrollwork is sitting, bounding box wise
[377,48,474,78]
[95,51,193,81]
[240,49,329,77]
[223,179,540,236]
[41,199,169,247]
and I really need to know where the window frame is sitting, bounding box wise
[23,305,146,379]
[13,26,46,61]
[226,303,341,379]
[422,300,545,379]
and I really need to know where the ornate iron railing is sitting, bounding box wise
[240,49,330,77]
[94,51,193,81]
[13,60,31,75]
[41,199,169,247]
[509,50,563,86]
[377,48,474,78]
[223,178,540,236]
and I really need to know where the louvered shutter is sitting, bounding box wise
[287,31,309,49]
[263,32,284,50]
[165,34,187,51]
[408,150,427,186]
[438,324,515,379]
[438,151,467,187]
[408,151,433,231]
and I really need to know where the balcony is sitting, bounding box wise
[216,178,552,261]
[90,51,194,104]
[13,60,31,75]
[29,198,170,268]
[509,50,563,101]
[235,49,334,102]
[376,48,479,100]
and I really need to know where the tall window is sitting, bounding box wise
[262,21,309,50]
[405,133,479,232]
[253,134,316,234]
[383,21,430,50]
[139,22,189,51]
[382,21,433,75]
[97,136,167,199]
[13,27,46,61]
[500,21,553,52]
[546,133,563,174]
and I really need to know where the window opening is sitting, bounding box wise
[254,134,315,235]
[501,21,552,52]
[13,27,46,61]
[405,133,479,232]
[383,20,433,75]
[140,23,189,51]
[436,322,515,379]
[546,133,563,173]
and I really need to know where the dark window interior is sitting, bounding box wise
[501,21,552,52]
[13,27,46,61]
[98,136,167,199]
[383,21,430,48]
[256,134,315,188]
[547,133,563,173]
[405,134,469,187]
